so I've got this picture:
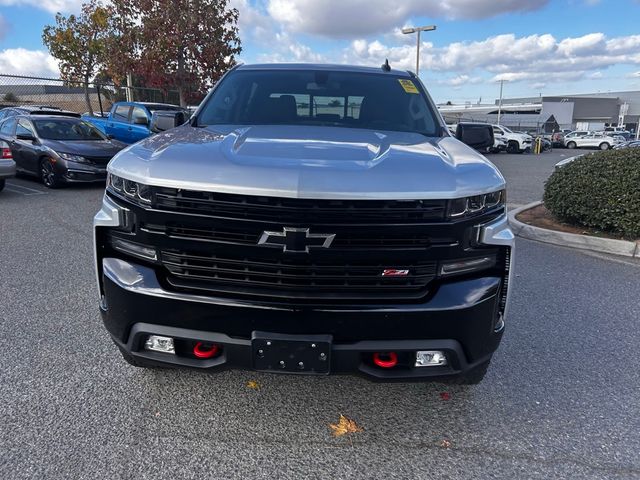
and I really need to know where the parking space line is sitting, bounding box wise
[5,183,48,195]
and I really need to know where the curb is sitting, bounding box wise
[508,201,640,258]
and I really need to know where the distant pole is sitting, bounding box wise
[416,30,421,76]
[497,79,505,125]
[126,73,133,102]
[402,25,436,78]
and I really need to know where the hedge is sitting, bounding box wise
[543,148,640,238]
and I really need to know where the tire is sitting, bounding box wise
[566,141,576,149]
[599,142,610,150]
[116,345,163,369]
[447,360,491,385]
[506,141,519,154]
[40,158,61,188]
[0,178,4,192]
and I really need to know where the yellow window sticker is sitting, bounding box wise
[398,79,419,94]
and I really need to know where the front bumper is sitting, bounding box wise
[61,160,107,183]
[0,159,16,179]
[101,256,505,380]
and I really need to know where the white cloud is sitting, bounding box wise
[443,75,482,86]
[0,0,83,14]
[343,32,640,85]
[0,48,60,77]
[267,0,548,37]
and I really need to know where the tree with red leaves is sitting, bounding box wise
[108,0,241,106]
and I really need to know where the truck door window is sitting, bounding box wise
[113,105,131,122]
[131,106,148,124]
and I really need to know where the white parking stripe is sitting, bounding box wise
[5,182,47,195]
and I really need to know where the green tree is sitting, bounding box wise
[42,0,114,115]
[108,0,241,106]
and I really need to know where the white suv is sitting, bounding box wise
[492,125,532,153]
[565,133,620,150]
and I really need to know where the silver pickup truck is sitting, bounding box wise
[94,63,514,383]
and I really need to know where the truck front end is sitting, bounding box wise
[94,64,514,383]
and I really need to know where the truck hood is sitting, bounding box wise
[108,125,505,199]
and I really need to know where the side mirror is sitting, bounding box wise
[133,116,149,126]
[150,111,186,133]
[455,123,494,150]
[16,133,37,142]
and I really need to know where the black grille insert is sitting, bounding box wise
[160,249,437,301]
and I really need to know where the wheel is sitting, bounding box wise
[116,345,164,369]
[599,142,610,150]
[566,141,576,149]
[0,179,5,192]
[40,158,61,188]
[447,360,491,385]
[506,141,519,154]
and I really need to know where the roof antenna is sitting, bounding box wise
[381,58,391,72]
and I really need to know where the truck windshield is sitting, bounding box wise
[34,119,107,141]
[197,69,441,136]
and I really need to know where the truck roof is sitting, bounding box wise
[236,63,413,78]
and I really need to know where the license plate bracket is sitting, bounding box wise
[251,331,332,375]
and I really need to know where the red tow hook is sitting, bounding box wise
[373,352,398,368]
[193,342,220,359]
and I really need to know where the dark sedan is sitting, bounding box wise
[0,115,127,188]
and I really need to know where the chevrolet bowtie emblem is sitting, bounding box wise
[258,227,336,253]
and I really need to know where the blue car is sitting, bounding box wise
[83,102,188,144]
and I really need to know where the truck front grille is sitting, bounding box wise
[106,189,504,304]
[160,249,438,301]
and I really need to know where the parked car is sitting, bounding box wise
[532,136,552,152]
[550,131,565,147]
[564,133,621,150]
[83,102,189,144]
[491,124,532,153]
[603,127,631,140]
[0,139,16,192]
[613,140,640,150]
[0,105,73,122]
[489,136,507,153]
[0,114,126,188]
[564,130,592,140]
[95,63,513,384]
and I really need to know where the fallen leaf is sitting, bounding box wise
[246,380,261,390]
[439,439,452,448]
[440,392,451,401]
[329,414,363,437]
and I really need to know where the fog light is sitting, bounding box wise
[111,237,157,261]
[415,350,447,367]
[440,255,496,276]
[144,335,175,354]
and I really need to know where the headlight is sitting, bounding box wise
[107,173,152,204]
[59,152,88,163]
[448,189,505,218]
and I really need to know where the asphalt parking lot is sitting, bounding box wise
[1,149,638,479]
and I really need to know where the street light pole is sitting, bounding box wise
[497,79,505,126]
[402,25,436,77]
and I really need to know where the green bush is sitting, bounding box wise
[543,148,640,238]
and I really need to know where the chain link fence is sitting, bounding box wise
[440,114,573,135]
[0,74,181,116]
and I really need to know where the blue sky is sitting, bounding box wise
[1,0,640,103]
